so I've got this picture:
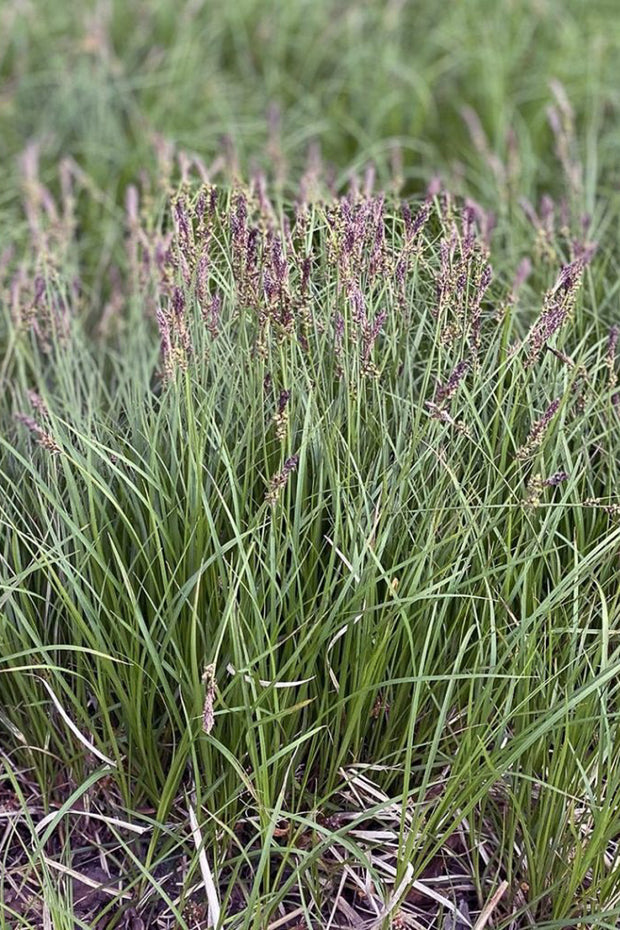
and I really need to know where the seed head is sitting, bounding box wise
[201,664,216,735]
[265,454,300,506]
[15,412,61,454]
[524,248,595,368]
[273,389,291,442]
[435,358,470,404]
[606,325,619,388]
[544,470,569,486]
[517,398,561,460]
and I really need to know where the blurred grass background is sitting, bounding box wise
[2,0,620,207]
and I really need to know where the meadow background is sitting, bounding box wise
[3,1,620,928]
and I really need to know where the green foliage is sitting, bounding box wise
[2,1,620,927]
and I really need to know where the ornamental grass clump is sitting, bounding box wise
[2,141,620,929]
